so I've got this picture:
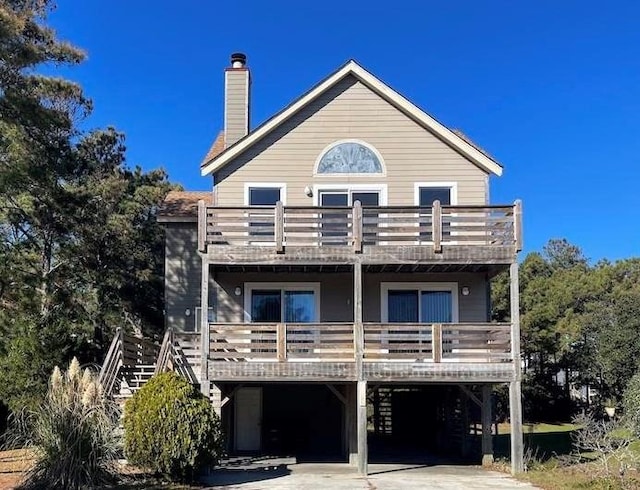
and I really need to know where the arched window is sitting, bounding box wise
[315,141,384,174]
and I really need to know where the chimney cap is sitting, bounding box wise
[230,52,247,68]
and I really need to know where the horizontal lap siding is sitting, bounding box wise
[362,272,488,323]
[165,223,202,331]
[225,72,248,145]
[213,271,487,323]
[215,75,489,206]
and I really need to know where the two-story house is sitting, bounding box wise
[109,53,523,475]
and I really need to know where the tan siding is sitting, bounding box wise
[224,71,249,146]
[214,272,353,323]
[215,75,488,206]
[214,271,487,323]
[362,272,488,323]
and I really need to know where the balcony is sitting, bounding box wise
[197,200,522,265]
[201,322,515,382]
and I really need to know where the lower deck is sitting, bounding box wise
[100,326,523,475]
[169,327,516,384]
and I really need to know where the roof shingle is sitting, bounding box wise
[158,191,214,220]
[201,131,225,167]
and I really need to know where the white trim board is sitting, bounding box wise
[312,184,388,207]
[313,139,387,176]
[380,282,459,323]
[243,282,321,323]
[414,182,458,205]
[202,60,503,177]
[244,183,288,205]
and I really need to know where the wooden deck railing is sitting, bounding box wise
[198,200,522,253]
[209,323,355,361]
[205,322,511,364]
[363,323,512,363]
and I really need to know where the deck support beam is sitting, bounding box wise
[509,261,524,473]
[200,257,210,398]
[481,384,494,466]
[353,261,367,475]
[346,383,357,465]
[357,380,368,475]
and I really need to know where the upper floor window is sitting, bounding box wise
[315,140,384,174]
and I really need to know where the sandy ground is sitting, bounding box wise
[0,452,539,489]
[201,458,540,490]
[0,449,31,489]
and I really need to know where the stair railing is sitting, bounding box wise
[99,328,162,398]
[154,327,199,385]
[98,328,124,397]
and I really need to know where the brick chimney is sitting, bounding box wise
[224,53,250,147]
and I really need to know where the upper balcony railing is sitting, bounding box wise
[197,200,522,254]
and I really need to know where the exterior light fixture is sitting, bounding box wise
[234,286,242,296]
[185,308,191,316]
[304,185,313,197]
[461,286,470,296]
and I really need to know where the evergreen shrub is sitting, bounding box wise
[123,372,223,480]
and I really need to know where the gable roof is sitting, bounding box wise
[201,60,503,177]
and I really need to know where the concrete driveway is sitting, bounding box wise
[202,458,539,489]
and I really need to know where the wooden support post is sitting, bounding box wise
[432,323,442,363]
[200,258,210,398]
[346,383,358,465]
[197,199,206,253]
[354,261,364,371]
[509,261,524,473]
[432,199,442,253]
[275,201,284,253]
[352,200,363,253]
[514,200,523,252]
[357,380,368,475]
[277,323,286,362]
[481,384,494,466]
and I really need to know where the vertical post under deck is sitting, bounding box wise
[509,262,524,473]
[357,380,368,475]
[200,258,210,398]
[354,261,363,374]
[353,261,367,475]
[481,384,494,466]
[346,383,358,465]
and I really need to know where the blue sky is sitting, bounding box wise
[47,1,639,261]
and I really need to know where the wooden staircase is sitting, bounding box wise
[99,328,202,402]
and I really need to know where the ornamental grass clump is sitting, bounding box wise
[123,372,224,481]
[9,358,120,490]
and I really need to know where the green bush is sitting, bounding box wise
[623,371,640,436]
[123,372,223,480]
[9,358,120,490]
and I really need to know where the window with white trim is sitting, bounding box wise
[381,283,459,355]
[415,183,457,241]
[244,283,320,323]
[316,141,384,174]
[194,307,215,332]
[244,184,285,240]
[382,283,458,323]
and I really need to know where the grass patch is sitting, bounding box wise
[495,422,579,461]
[518,462,640,489]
